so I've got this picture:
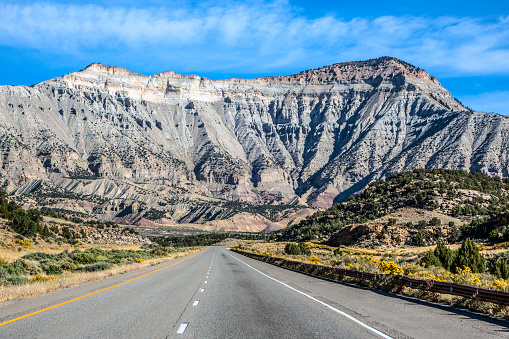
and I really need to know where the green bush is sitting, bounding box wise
[22,252,56,261]
[491,258,509,279]
[284,242,311,255]
[15,259,42,275]
[80,262,111,272]
[420,250,441,268]
[9,210,38,237]
[285,243,301,255]
[298,243,311,256]
[72,251,98,264]
[0,266,28,286]
[453,238,486,273]
[7,275,28,286]
[414,230,427,246]
[1,262,26,276]
[434,241,456,271]
[41,264,63,275]
[429,217,441,226]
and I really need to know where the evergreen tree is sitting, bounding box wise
[434,241,456,271]
[453,238,486,273]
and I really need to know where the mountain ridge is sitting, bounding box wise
[0,57,507,230]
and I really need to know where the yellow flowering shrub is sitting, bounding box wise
[136,258,145,263]
[377,260,404,275]
[493,242,509,250]
[491,278,509,292]
[309,257,322,264]
[347,263,360,270]
[452,266,481,286]
[30,275,58,283]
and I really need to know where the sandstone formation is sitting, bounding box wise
[0,57,508,229]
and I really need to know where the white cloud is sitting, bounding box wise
[0,2,509,76]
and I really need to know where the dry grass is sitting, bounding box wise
[0,248,202,304]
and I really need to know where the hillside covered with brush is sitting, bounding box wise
[277,169,509,247]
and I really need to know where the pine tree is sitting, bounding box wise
[453,238,486,273]
[434,241,456,271]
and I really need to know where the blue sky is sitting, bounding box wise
[0,0,508,114]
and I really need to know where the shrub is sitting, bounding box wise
[448,225,461,243]
[9,210,38,237]
[298,243,311,256]
[22,252,55,261]
[41,264,63,275]
[429,217,441,226]
[377,260,403,275]
[15,259,42,275]
[8,275,28,286]
[80,262,111,272]
[388,218,397,226]
[434,241,456,271]
[1,262,26,276]
[492,258,509,279]
[284,242,311,255]
[421,251,441,268]
[30,275,58,283]
[414,230,427,246]
[285,243,301,255]
[72,251,98,264]
[453,238,486,273]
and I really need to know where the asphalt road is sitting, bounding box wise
[0,247,508,338]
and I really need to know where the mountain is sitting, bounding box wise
[0,57,507,228]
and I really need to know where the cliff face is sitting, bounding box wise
[0,57,507,219]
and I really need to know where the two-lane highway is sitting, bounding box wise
[0,248,508,338]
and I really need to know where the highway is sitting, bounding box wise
[0,247,508,338]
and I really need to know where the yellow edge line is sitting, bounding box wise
[0,250,204,327]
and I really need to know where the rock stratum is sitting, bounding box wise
[0,57,507,229]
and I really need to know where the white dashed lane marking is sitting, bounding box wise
[176,323,188,334]
[193,300,199,306]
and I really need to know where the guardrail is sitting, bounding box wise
[231,249,509,306]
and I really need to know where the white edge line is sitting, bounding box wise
[223,249,393,339]
[176,323,188,334]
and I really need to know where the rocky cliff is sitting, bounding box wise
[0,57,507,227]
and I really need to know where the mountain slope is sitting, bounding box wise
[0,57,507,227]
[278,169,509,246]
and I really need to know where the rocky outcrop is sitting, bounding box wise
[0,56,508,222]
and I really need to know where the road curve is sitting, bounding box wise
[0,247,508,338]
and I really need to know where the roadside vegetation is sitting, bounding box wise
[0,189,203,303]
[0,247,201,303]
[234,239,509,317]
[236,239,508,288]
[0,246,186,287]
